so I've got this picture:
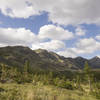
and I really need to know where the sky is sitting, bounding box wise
[0,0,100,58]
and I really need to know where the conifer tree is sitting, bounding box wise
[84,61,92,91]
[76,75,81,89]
[84,61,91,75]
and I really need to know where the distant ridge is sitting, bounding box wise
[0,46,100,71]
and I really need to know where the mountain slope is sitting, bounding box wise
[89,56,100,68]
[0,46,100,71]
[34,49,79,70]
[35,49,100,69]
[0,46,42,69]
[0,46,78,71]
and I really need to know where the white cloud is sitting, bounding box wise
[0,0,40,18]
[97,55,100,58]
[0,26,67,53]
[0,26,99,58]
[32,40,66,51]
[0,28,37,46]
[0,44,6,47]
[75,27,86,36]
[0,26,98,58]
[57,49,77,58]
[0,0,100,25]
[76,38,100,54]
[38,25,74,40]
[47,0,100,25]
[0,26,71,53]
[57,38,100,57]
[95,35,100,40]
[70,38,100,55]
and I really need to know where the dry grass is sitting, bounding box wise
[0,83,98,100]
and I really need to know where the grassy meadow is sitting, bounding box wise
[0,83,98,100]
[0,62,100,100]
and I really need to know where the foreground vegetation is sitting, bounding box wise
[0,83,98,100]
[0,61,100,100]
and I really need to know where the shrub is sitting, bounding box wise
[56,80,74,90]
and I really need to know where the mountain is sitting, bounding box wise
[34,49,100,69]
[0,46,100,71]
[0,46,41,69]
[34,49,79,70]
[73,57,88,69]
[89,56,100,68]
[0,46,77,71]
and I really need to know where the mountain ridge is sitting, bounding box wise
[0,46,100,71]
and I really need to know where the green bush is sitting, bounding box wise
[56,80,74,90]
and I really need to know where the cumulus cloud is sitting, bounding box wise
[75,38,100,54]
[0,0,99,58]
[75,27,86,36]
[95,35,100,40]
[0,26,67,52]
[0,25,98,58]
[32,40,66,51]
[0,0,100,25]
[0,0,40,18]
[0,25,100,57]
[47,0,100,25]
[0,24,99,58]
[97,55,100,58]
[38,25,74,40]
[0,24,74,52]
[0,28,37,46]
[58,38,100,57]
[57,49,77,58]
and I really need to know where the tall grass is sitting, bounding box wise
[0,83,98,100]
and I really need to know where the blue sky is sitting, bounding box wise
[0,11,51,33]
[0,0,100,58]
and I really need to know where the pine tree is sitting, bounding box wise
[84,61,91,75]
[76,75,81,89]
[84,61,92,91]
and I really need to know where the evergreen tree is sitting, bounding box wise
[84,61,92,91]
[84,61,91,75]
[76,75,81,89]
